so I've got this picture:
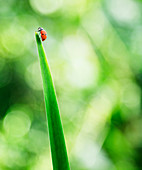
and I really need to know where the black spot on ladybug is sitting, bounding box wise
[42,34,44,35]
[43,39,45,41]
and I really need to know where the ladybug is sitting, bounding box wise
[38,27,47,41]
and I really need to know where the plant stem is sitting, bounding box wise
[35,32,70,170]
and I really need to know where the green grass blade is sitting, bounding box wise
[35,32,70,170]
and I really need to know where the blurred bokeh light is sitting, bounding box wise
[0,0,142,169]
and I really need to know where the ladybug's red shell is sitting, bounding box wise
[40,30,47,41]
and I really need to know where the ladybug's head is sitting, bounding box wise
[38,27,43,32]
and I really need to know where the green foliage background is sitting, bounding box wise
[0,0,142,169]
